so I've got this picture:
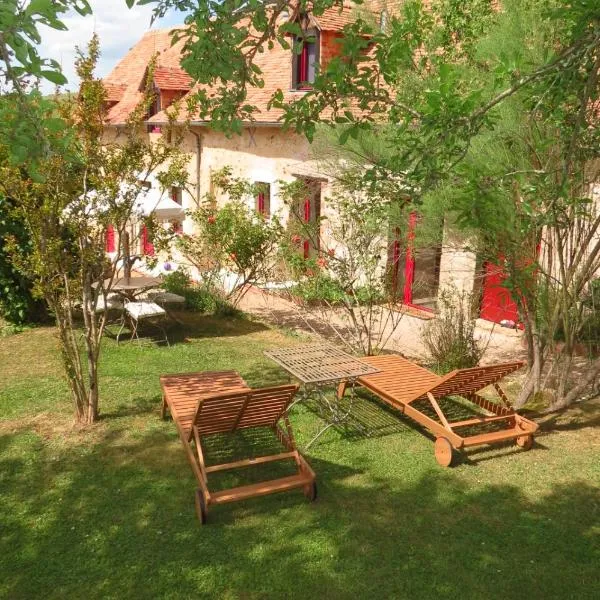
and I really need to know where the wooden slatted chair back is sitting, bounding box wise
[419,361,525,401]
[193,384,299,436]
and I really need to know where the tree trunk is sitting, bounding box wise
[514,310,545,409]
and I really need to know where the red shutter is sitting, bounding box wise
[141,225,155,256]
[303,196,311,259]
[390,226,401,298]
[257,191,265,215]
[105,224,115,253]
[403,212,418,304]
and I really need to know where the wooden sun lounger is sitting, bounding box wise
[160,371,316,523]
[337,355,539,467]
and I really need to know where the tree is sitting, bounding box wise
[138,0,600,409]
[174,167,284,306]
[0,30,188,423]
[427,0,600,410]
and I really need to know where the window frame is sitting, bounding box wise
[292,29,320,90]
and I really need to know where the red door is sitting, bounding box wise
[480,261,519,324]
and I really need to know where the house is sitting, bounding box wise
[101,1,509,324]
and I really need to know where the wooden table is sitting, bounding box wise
[264,343,379,447]
[96,276,162,301]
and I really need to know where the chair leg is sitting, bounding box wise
[157,319,169,347]
[130,317,141,345]
[116,314,127,345]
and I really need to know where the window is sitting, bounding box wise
[292,30,319,90]
[171,186,183,205]
[146,88,162,133]
[171,221,183,234]
[255,183,271,216]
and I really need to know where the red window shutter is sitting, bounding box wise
[105,224,115,253]
[141,225,155,256]
[303,196,311,259]
[257,191,265,215]
[403,212,418,304]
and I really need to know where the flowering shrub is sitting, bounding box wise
[176,169,283,305]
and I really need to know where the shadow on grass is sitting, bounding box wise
[296,388,549,466]
[167,312,270,343]
[104,312,270,347]
[1,423,598,600]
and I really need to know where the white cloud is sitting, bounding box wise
[37,0,182,92]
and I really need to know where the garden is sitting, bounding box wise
[1,1,600,599]
[1,313,599,599]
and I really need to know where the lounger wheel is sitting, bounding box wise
[516,434,534,451]
[195,488,208,524]
[434,437,455,467]
[304,480,317,502]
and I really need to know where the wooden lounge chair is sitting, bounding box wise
[337,355,539,467]
[160,371,316,523]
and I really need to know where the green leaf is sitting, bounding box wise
[44,117,65,133]
[40,70,67,85]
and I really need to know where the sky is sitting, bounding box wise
[37,0,184,93]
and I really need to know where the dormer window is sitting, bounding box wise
[292,29,319,90]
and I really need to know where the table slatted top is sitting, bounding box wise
[160,371,250,438]
[264,344,379,385]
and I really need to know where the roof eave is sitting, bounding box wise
[142,119,285,128]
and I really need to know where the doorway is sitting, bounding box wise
[388,212,441,311]
[291,178,321,259]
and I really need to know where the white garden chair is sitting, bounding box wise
[117,300,169,346]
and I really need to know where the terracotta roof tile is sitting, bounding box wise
[104,28,178,124]
[153,66,193,90]
[102,82,127,103]
[106,4,395,126]
[314,6,357,30]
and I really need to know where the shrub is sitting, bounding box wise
[161,269,239,316]
[176,169,283,306]
[422,289,484,372]
[291,273,346,304]
[0,196,48,325]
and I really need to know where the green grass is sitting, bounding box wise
[0,314,599,600]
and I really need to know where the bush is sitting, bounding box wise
[161,270,239,316]
[291,273,346,304]
[0,196,48,325]
[422,289,484,372]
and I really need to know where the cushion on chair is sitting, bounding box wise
[93,293,124,313]
[125,301,166,320]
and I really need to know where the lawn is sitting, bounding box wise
[0,313,599,600]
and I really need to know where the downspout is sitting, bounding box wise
[190,129,203,207]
